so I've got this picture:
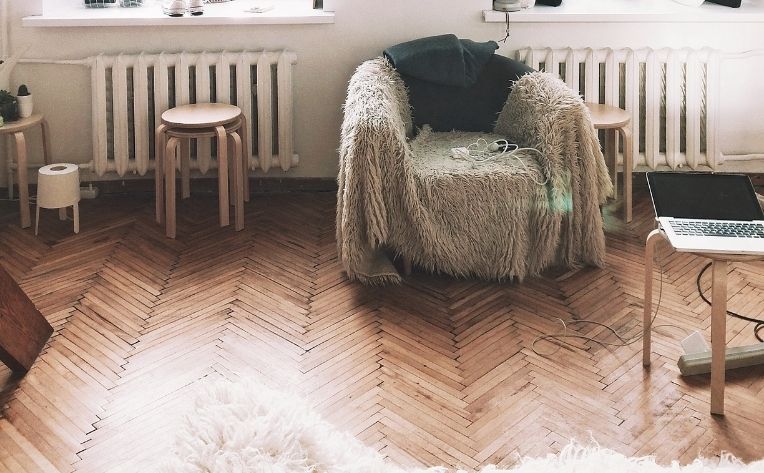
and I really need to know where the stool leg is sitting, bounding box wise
[35,204,40,236]
[165,137,179,239]
[215,126,229,228]
[59,208,67,221]
[181,138,191,200]
[239,114,250,202]
[41,118,52,165]
[710,259,728,415]
[155,124,167,225]
[73,203,80,234]
[14,132,30,229]
[605,129,618,201]
[230,131,244,231]
[619,125,633,223]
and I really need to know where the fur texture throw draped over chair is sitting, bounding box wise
[337,57,613,284]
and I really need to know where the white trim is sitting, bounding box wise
[24,1,334,27]
[484,0,764,23]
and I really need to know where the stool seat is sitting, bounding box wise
[586,103,633,223]
[587,103,630,129]
[161,103,242,129]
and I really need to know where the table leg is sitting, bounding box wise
[215,126,229,227]
[643,229,663,367]
[239,114,250,202]
[180,138,191,199]
[155,124,167,224]
[165,137,179,239]
[605,129,618,201]
[230,131,244,231]
[619,125,633,223]
[41,118,52,165]
[710,259,728,415]
[14,132,30,229]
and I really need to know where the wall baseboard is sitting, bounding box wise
[1,177,339,198]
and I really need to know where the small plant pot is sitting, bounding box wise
[0,100,19,122]
[17,95,33,118]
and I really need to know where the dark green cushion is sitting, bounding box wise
[402,55,535,133]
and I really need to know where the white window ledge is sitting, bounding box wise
[484,0,764,23]
[23,1,334,27]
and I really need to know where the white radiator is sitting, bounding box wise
[91,50,298,177]
[517,47,721,171]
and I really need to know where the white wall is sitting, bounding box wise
[4,0,764,183]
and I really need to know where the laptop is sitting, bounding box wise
[646,172,764,255]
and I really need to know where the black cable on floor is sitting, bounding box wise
[696,262,764,342]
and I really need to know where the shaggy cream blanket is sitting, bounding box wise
[160,379,764,473]
[337,58,612,284]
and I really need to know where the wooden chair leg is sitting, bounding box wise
[73,203,80,234]
[215,126,229,228]
[34,205,40,236]
[14,132,30,229]
[165,137,179,239]
[155,124,167,224]
[619,125,633,223]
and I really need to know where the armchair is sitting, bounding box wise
[337,54,612,285]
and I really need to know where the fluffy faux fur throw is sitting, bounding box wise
[337,58,612,284]
[161,379,764,473]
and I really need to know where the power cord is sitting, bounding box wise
[532,254,689,356]
[498,12,511,43]
[696,262,764,342]
[451,138,549,186]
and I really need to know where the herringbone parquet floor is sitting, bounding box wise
[0,186,763,472]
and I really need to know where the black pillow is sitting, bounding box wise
[536,0,562,5]
[402,55,535,133]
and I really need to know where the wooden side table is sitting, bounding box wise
[0,114,51,228]
[586,103,633,223]
[643,228,763,415]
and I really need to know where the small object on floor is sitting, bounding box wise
[0,264,53,374]
[681,330,709,355]
[36,163,80,235]
[679,344,764,376]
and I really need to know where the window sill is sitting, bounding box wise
[483,0,764,23]
[23,1,334,27]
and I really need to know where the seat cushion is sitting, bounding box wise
[402,55,535,134]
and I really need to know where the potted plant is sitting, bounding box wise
[17,84,33,118]
[0,90,18,122]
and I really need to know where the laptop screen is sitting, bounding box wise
[647,172,764,221]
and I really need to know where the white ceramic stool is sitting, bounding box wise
[36,163,80,235]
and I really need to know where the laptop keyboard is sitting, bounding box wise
[670,219,764,238]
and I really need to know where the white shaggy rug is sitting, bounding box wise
[160,379,764,473]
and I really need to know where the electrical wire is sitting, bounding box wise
[531,255,689,357]
[696,262,764,342]
[498,12,511,43]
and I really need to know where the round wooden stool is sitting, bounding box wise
[0,114,52,228]
[586,103,633,223]
[155,103,249,239]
